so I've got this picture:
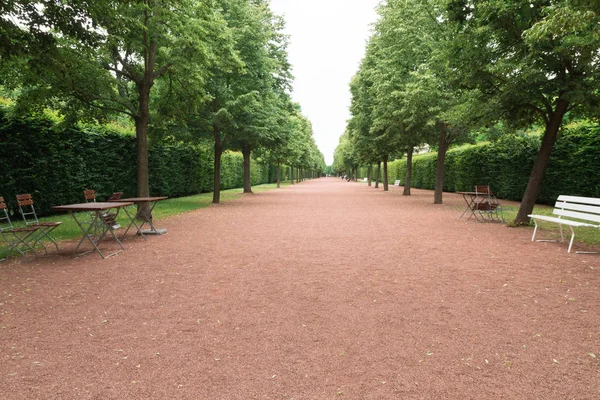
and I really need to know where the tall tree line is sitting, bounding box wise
[335,0,600,224]
[0,0,325,211]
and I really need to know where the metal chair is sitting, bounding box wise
[0,196,41,259]
[16,193,62,253]
[473,185,503,222]
[83,189,121,230]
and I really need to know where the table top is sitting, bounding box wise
[457,192,485,196]
[52,202,134,212]
[114,197,168,202]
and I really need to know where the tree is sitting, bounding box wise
[180,0,291,202]
[2,0,234,219]
[446,0,600,224]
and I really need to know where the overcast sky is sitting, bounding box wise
[269,0,380,165]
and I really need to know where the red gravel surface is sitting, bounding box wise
[1,178,599,399]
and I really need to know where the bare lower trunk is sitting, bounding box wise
[242,143,252,194]
[290,165,294,184]
[434,124,449,204]
[403,146,413,196]
[375,161,381,189]
[368,165,372,186]
[135,84,151,221]
[515,99,569,224]
[213,131,223,204]
[277,162,281,188]
[383,155,389,191]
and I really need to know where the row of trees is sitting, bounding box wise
[334,0,600,224]
[0,0,325,217]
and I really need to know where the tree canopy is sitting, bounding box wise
[0,0,325,205]
[336,0,600,222]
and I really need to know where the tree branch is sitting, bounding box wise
[152,62,173,80]
[103,63,137,83]
[72,86,136,118]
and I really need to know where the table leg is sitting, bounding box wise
[72,212,106,257]
[72,211,126,259]
[120,205,146,240]
[138,201,167,235]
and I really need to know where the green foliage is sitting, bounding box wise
[386,124,600,204]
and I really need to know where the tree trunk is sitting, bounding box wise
[434,123,449,204]
[375,161,381,189]
[296,168,300,183]
[368,165,372,186]
[242,143,252,194]
[383,155,389,191]
[403,146,414,196]
[515,99,569,224]
[134,83,152,221]
[277,161,281,188]
[212,130,223,204]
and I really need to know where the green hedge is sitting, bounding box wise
[0,108,283,216]
[359,122,600,205]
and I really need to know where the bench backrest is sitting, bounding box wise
[554,195,600,224]
[393,180,401,186]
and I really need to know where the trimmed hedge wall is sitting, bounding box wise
[0,109,282,216]
[359,122,600,205]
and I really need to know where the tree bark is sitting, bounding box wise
[212,130,223,204]
[383,155,389,191]
[367,165,372,186]
[375,161,381,189]
[277,161,281,188]
[403,146,414,196]
[290,165,294,184]
[515,98,569,224]
[434,123,449,204]
[134,81,152,221]
[242,143,252,194]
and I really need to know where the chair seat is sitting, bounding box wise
[36,222,62,227]
[6,226,38,233]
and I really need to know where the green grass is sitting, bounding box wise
[0,182,291,260]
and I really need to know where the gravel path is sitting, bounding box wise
[1,178,599,399]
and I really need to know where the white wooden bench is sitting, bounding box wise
[390,180,401,190]
[528,195,600,253]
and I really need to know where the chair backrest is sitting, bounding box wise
[16,194,39,226]
[84,189,96,202]
[474,185,491,195]
[108,192,123,201]
[0,197,14,229]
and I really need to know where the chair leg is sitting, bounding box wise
[567,226,575,253]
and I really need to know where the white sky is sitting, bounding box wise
[269,0,380,165]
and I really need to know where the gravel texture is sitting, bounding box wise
[1,177,599,399]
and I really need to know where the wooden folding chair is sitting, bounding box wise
[473,185,504,222]
[108,192,123,201]
[0,196,41,258]
[83,189,121,230]
[16,193,62,253]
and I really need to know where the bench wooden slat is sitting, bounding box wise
[528,214,597,227]
[555,201,600,215]
[554,209,600,224]
[557,195,600,206]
